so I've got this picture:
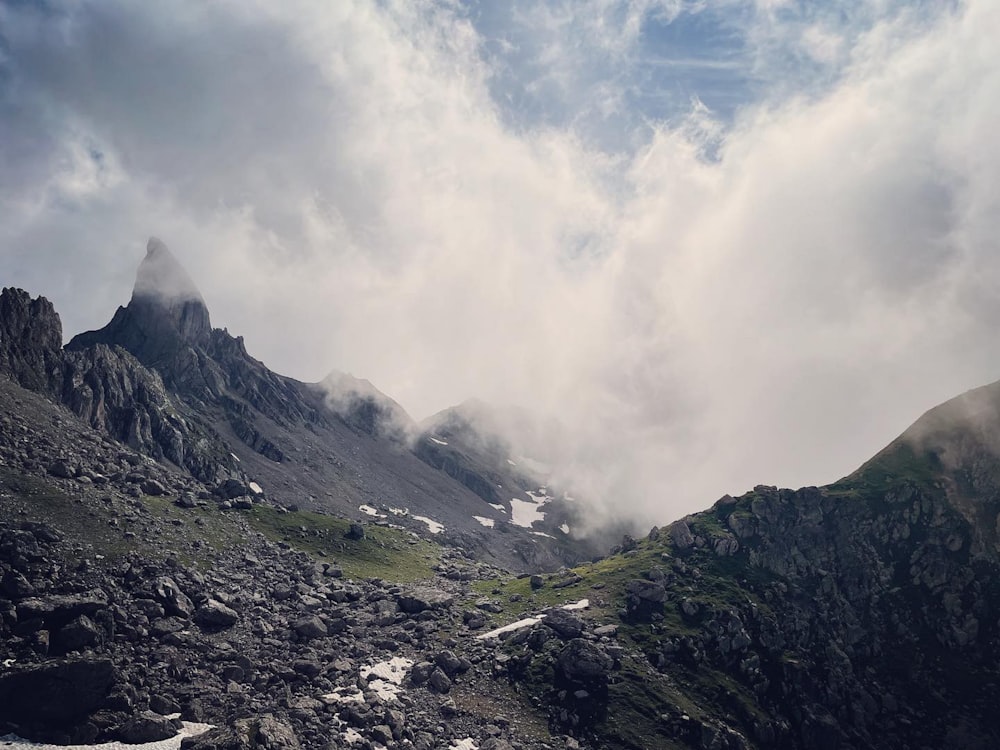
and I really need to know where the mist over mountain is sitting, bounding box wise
[4,1,1000,747]
[3,248,1000,747]
[5,2,1000,529]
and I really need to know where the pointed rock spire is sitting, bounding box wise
[67,237,213,366]
[128,237,211,343]
[133,237,206,305]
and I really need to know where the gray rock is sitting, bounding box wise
[118,711,180,743]
[409,661,435,685]
[0,658,117,731]
[56,614,103,652]
[544,608,586,640]
[625,579,666,603]
[142,478,168,496]
[149,694,182,716]
[555,639,614,687]
[154,577,195,619]
[293,615,328,640]
[196,599,239,629]
[370,725,394,745]
[434,650,470,676]
[17,590,110,625]
[181,715,301,749]
[668,520,695,550]
[47,459,75,479]
[427,667,452,693]
[396,587,454,614]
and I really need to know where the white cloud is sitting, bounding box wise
[1,0,999,532]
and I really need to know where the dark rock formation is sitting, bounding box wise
[0,659,117,739]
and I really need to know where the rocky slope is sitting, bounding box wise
[4,239,600,573]
[3,243,1000,748]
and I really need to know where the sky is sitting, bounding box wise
[1,0,998,530]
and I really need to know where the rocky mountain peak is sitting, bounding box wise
[132,237,205,306]
[68,238,212,367]
[129,237,211,343]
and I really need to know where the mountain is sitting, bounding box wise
[64,238,596,571]
[2,239,1000,748]
[414,400,625,559]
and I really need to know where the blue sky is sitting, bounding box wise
[468,0,753,143]
[0,0,996,527]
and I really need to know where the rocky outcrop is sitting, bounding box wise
[0,659,118,742]
[0,287,64,393]
[68,237,212,371]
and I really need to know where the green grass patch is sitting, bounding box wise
[0,467,140,560]
[835,440,941,494]
[246,505,441,582]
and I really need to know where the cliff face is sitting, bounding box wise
[0,286,225,482]
[0,286,64,393]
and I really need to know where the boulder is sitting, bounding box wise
[0,658,117,732]
[154,577,195,619]
[181,715,300,749]
[16,590,109,627]
[55,614,103,653]
[293,615,328,640]
[427,667,452,694]
[668,520,695,550]
[396,587,454,614]
[46,459,75,479]
[196,599,239,629]
[556,640,613,685]
[141,478,168,496]
[118,711,181,743]
[625,579,666,622]
[543,608,586,640]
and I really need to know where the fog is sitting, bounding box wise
[3,1,1000,528]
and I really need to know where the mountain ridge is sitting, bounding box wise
[3,240,1000,748]
[4,239,602,571]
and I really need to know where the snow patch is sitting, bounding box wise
[359,504,386,518]
[450,741,478,750]
[229,452,240,462]
[526,488,553,504]
[531,531,554,539]
[559,523,570,535]
[506,459,517,466]
[473,516,495,528]
[509,493,549,528]
[388,507,408,516]
[488,503,507,514]
[476,615,543,640]
[322,687,365,705]
[476,599,590,640]
[0,723,213,750]
[359,656,413,702]
[412,515,444,534]
[430,437,448,446]
[248,481,263,495]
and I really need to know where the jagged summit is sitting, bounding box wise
[68,237,212,365]
[133,237,205,305]
[129,236,212,343]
